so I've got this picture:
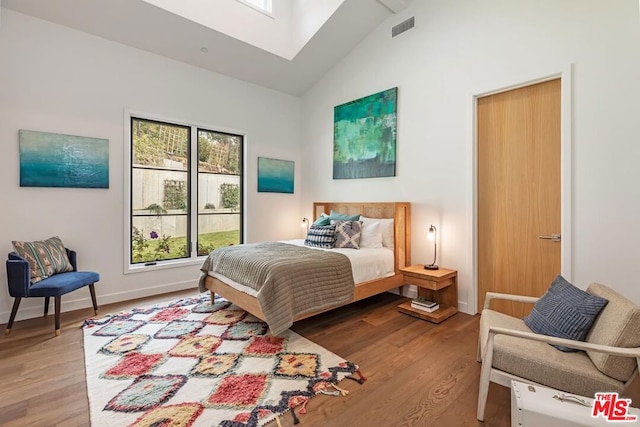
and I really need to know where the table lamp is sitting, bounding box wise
[424,224,439,270]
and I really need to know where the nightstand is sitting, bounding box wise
[397,265,458,323]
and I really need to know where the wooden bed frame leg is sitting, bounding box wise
[268,333,279,344]
[210,290,215,304]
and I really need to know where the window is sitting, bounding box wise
[237,0,272,15]
[196,129,243,255]
[127,116,243,269]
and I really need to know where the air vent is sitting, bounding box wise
[392,16,415,38]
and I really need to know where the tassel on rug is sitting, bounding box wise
[287,395,309,425]
[331,383,349,396]
[345,368,368,384]
[299,398,309,415]
[290,408,299,425]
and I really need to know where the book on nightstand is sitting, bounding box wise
[411,299,439,312]
[412,298,437,307]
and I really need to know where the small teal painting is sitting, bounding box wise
[257,157,294,194]
[334,87,397,179]
[19,130,109,188]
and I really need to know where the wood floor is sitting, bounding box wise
[1,290,637,426]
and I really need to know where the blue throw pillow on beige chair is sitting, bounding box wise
[523,275,608,351]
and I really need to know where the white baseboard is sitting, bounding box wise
[0,279,199,324]
[404,285,418,299]
[387,285,417,299]
[1,280,474,324]
[458,301,470,314]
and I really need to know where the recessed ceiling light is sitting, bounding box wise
[200,47,208,53]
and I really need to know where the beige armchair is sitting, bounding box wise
[476,283,640,421]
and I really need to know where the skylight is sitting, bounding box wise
[237,0,272,15]
[141,0,345,60]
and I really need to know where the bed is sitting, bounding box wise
[199,202,411,335]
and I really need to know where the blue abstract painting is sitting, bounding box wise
[257,157,294,193]
[19,130,109,188]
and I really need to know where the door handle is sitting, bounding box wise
[539,234,561,242]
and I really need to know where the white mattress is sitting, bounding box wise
[207,239,395,297]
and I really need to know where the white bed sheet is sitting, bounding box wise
[207,239,395,297]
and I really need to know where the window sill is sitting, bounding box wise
[124,257,206,275]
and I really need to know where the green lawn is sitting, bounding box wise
[197,230,240,255]
[133,230,240,263]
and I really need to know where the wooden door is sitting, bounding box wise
[477,79,561,317]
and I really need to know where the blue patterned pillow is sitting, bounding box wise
[313,213,330,226]
[304,224,336,248]
[524,275,608,352]
[329,210,361,222]
[331,220,362,249]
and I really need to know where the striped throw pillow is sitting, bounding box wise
[523,275,608,352]
[304,224,336,249]
[12,236,74,284]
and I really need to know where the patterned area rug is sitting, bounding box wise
[83,293,362,426]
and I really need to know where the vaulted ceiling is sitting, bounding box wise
[2,0,403,96]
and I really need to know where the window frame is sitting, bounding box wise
[236,0,273,17]
[123,110,245,274]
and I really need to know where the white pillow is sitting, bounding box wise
[360,221,383,248]
[361,216,394,249]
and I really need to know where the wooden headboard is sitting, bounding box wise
[312,202,411,274]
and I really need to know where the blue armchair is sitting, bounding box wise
[5,248,100,336]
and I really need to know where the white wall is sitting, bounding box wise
[4,1,640,324]
[301,0,640,313]
[0,9,303,323]
[291,0,343,52]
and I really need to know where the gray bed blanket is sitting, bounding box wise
[198,242,355,335]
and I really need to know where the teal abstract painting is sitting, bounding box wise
[333,87,397,179]
[257,157,294,193]
[19,130,109,188]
